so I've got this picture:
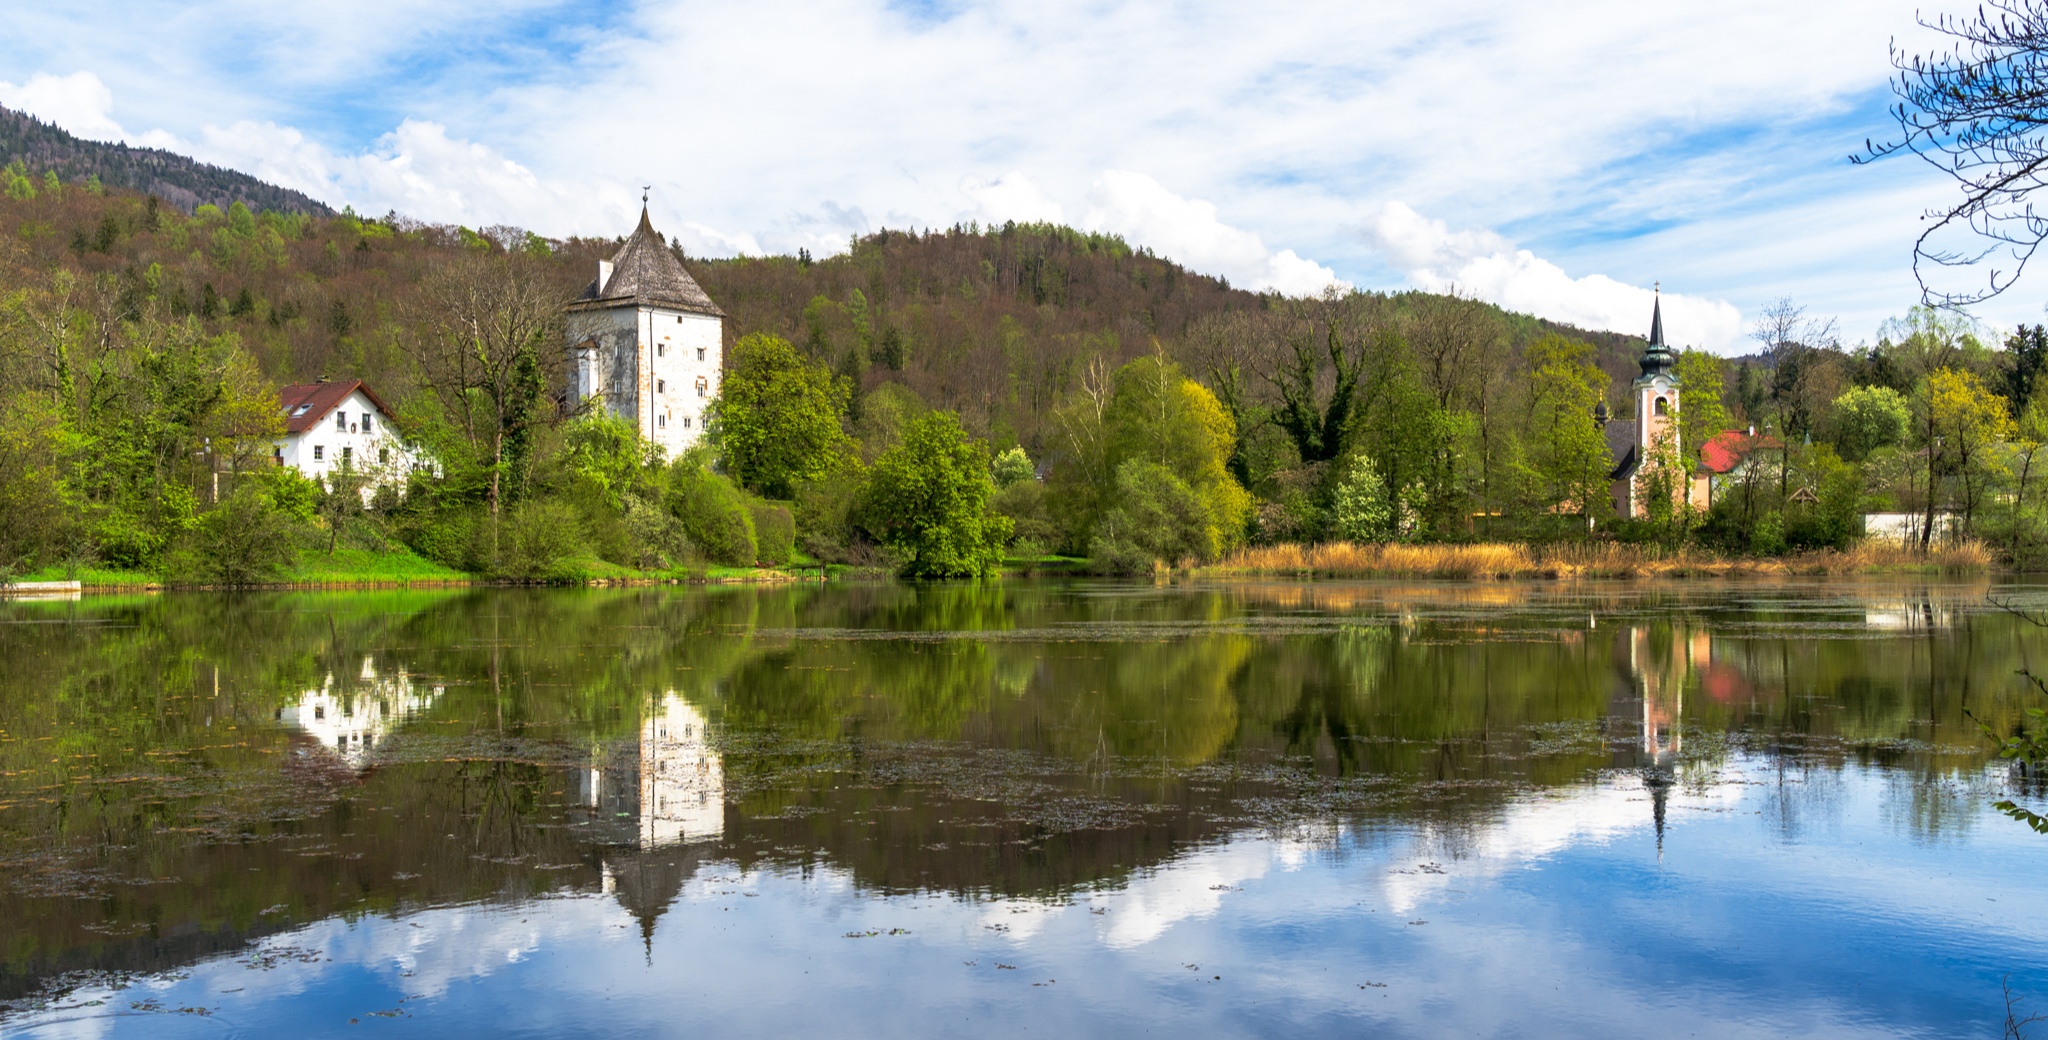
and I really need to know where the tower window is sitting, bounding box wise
[657,343,665,357]
[1654,397,1669,416]
[696,347,706,361]
[683,416,692,428]
[657,379,666,394]
[657,414,666,428]
[695,376,708,398]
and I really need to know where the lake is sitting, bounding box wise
[0,580,2043,1038]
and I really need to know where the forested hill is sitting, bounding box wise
[0,105,332,216]
[0,153,1672,460]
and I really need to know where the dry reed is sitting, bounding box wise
[1207,539,1993,580]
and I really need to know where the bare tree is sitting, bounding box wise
[400,250,566,529]
[1860,1,2048,304]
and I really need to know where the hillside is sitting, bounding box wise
[0,105,331,216]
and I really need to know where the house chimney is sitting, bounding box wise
[597,260,614,292]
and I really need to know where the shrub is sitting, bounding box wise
[990,479,1058,549]
[164,482,303,584]
[668,460,756,567]
[494,500,584,580]
[750,501,795,565]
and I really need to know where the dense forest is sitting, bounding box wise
[2,161,2046,583]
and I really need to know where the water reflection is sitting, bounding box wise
[574,692,724,851]
[275,656,441,771]
[0,581,2043,1035]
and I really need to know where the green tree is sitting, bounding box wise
[1327,453,1392,543]
[1829,385,1911,462]
[859,411,1009,578]
[710,333,853,498]
[1091,461,1215,571]
[1925,367,2014,536]
[1100,355,1254,557]
[1522,335,1612,519]
[991,446,1034,487]
[1672,349,1732,459]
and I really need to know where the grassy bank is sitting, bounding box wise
[8,546,812,592]
[1205,540,1995,580]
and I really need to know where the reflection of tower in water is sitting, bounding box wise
[1613,627,1705,856]
[573,691,725,954]
[576,691,724,850]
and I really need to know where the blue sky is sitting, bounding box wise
[0,0,2024,351]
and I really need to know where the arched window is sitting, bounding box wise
[1654,397,1669,416]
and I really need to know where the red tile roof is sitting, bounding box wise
[1698,430,1783,474]
[278,380,393,435]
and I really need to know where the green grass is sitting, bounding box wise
[15,564,158,588]
[280,546,468,585]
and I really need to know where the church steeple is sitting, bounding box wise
[1638,287,1677,380]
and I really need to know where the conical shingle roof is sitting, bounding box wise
[570,207,723,317]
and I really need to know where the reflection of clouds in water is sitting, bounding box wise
[1094,841,1283,948]
[274,656,440,770]
[1381,774,1748,914]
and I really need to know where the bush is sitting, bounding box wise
[397,507,480,570]
[494,500,584,580]
[793,459,869,564]
[749,501,795,565]
[1327,454,1392,543]
[164,482,303,584]
[668,460,757,567]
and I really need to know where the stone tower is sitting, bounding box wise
[565,206,724,457]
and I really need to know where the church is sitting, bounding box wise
[1598,294,1700,517]
[564,204,725,457]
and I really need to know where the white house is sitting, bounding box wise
[565,204,724,457]
[274,379,413,491]
[274,655,442,772]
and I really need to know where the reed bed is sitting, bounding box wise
[1207,539,1993,580]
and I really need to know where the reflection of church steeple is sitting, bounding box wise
[1612,626,1702,858]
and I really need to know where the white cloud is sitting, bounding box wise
[0,0,1994,333]
[1367,201,1747,352]
[960,171,1065,226]
[1083,170,1344,295]
[0,70,124,141]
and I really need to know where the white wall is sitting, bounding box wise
[644,307,722,458]
[569,305,722,459]
[277,388,413,492]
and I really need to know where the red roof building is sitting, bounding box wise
[274,380,411,487]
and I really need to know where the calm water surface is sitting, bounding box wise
[0,579,2044,1038]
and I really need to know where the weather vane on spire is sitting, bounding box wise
[641,185,651,205]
